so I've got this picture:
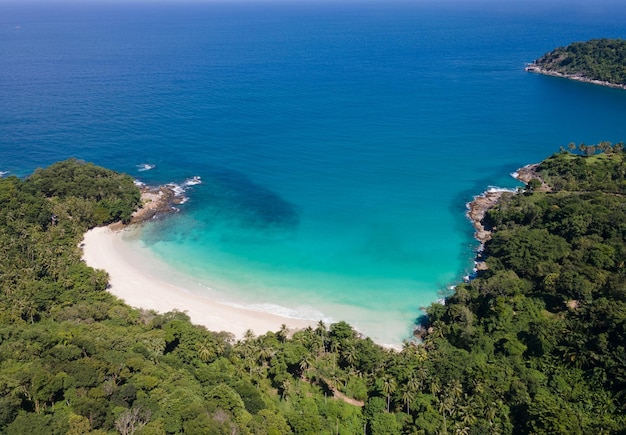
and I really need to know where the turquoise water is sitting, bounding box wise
[2,1,626,344]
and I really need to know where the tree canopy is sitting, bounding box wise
[28,158,141,225]
[2,152,626,433]
[530,38,626,86]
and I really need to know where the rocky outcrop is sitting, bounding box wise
[467,190,507,246]
[466,164,548,271]
[130,186,184,224]
[515,163,551,192]
[526,64,626,90]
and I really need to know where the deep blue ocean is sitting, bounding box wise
[2,0,626,344]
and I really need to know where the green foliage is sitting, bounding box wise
[3,154,626,434]
[486,227,570,278]
[537,144,626,193]
[532,38,626,85]
[28,158,141,225]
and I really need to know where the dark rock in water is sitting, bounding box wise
[130,186,184,224]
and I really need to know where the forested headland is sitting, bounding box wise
[2,151,626,434]
[526,38,626,89]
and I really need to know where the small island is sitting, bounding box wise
[526,38,626,89]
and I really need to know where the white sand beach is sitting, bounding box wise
[81,226,316,339]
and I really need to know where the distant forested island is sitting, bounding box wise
[2,150,626,433]
[526,38,626,89]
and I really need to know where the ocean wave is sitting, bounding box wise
[166,183,185,197]
[0,171,8,178]
[166,176,201,195]
[137,163,156,172]
[159,176,201,204]
[485,185,517,194]
[133,179,146,187]
[184,175,202,186]
[465,186,518,211]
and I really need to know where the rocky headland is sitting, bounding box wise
[525,64,626,90]
[466,164,545,271]
[525,39,626,91]
[130,185,185,224]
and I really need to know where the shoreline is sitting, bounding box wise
[83,184,410,349]
[525,64,626,90]
[466,164,542,271]
[83,170,540,346]
[81,225,317,340]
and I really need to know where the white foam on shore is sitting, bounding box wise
[222,300,331,323]
[0,171,9,178]
[192,280,330,324]
[485,185,517,194]
[465,186,517,212]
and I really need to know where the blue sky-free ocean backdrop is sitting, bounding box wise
[2,0,626,344]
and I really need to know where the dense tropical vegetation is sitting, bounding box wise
[2,150,626,433]
[529,38,626,86]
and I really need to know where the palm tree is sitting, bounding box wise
[330,340,340,369]
[299,354,314,379]
[316,320,327,335]
[243,329,256,342]
[344,344,357,367]
[401,388,415,414]
[232,358,247,378]
[381,375,397,412]
[438,396,452,435]
[22,299,37,324]
[257,342,275,363]
[430,380,440,397]
[300,326,315,350]
[450,379,463,401]
[456,403,476,434]
[214,338,226,357]
[277,324,289,343]
[407,374,420,394]
[280,378,292,400]
[250,364,265,384]
[197,340,214,363]
[436,380,462,435]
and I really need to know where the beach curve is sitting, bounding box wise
[81,226,317,339]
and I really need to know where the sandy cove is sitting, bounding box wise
[81,226,316,339]
[83,166,543,342]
